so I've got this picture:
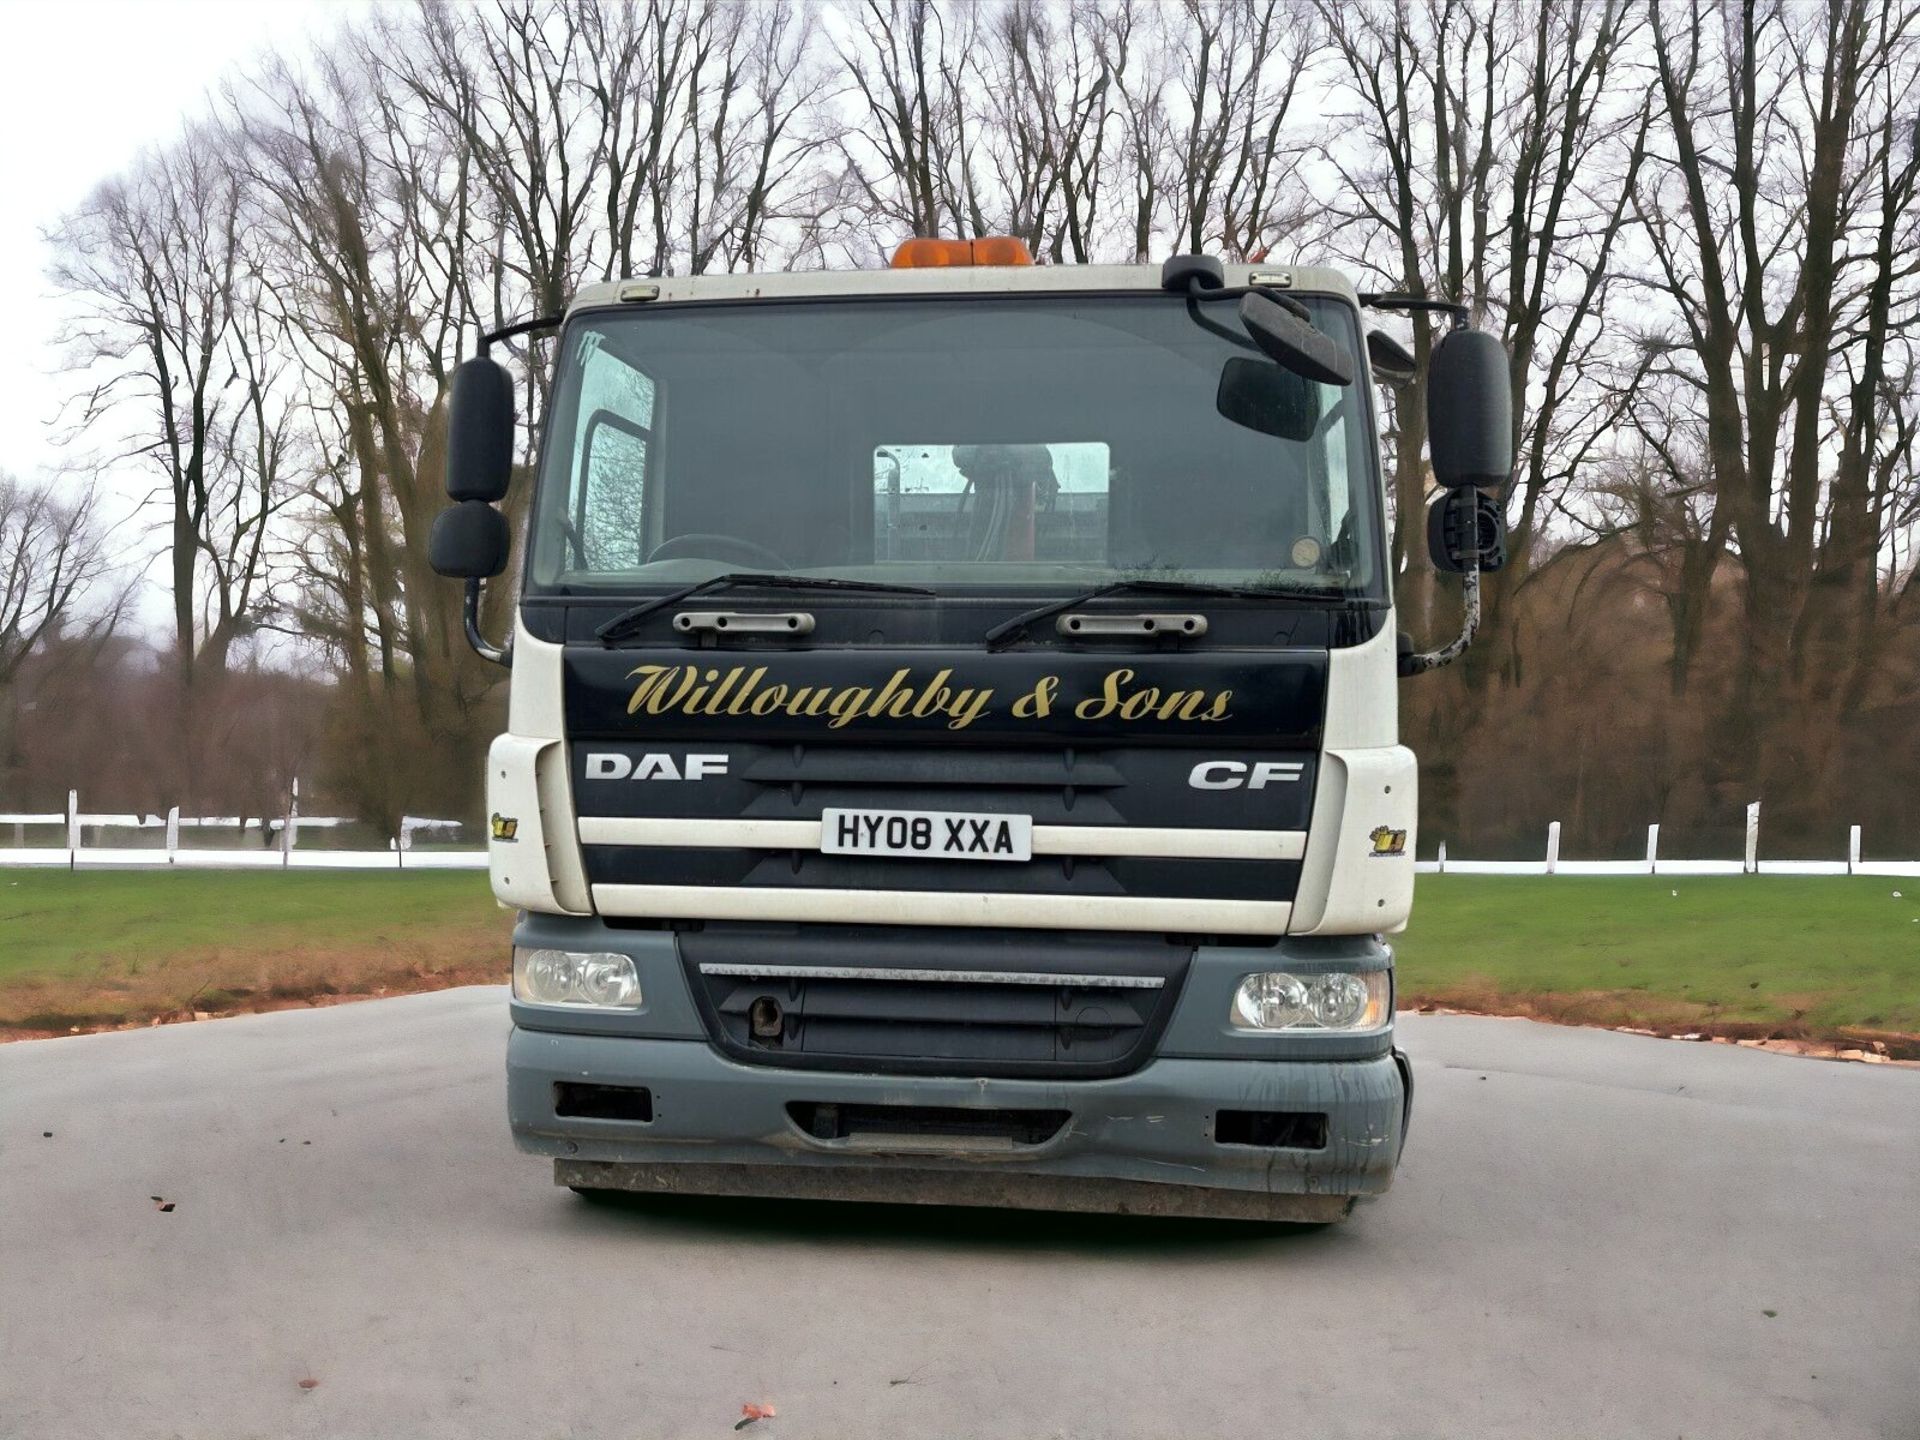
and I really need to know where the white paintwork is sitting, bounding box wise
[489,624,590,909]
[1546,820,1562,874]
[1647,823,1659,872]
[591,884,1293,935]
[1746,801,1761,874]
[1320,605,1400,749]
[508,617,568,740]
[567,262,1362,316]
[1288,745,1418,936]
[487,735,591,914]
[1288,613,1415,934]
[576,816,1306,862]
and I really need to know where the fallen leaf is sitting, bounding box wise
[41,1131,52,1138]
[297,1377,320,1390]
[736,1401,777,1429]
[1762,1309,1778,1318]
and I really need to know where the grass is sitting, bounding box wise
[0,869,1915,1048]
[0,869,509,1035]
[1395,875,1920,1046]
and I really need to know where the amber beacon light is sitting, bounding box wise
[889,236,1034,268]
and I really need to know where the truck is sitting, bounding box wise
[428,239,1511,1224]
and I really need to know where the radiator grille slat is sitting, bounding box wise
[679,923,1189,1079]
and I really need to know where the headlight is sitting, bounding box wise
[1231,970,1388,1031]
[513,948,642,1008]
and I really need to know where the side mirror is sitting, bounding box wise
[1427,488,1506,574]
[1216,357,1321,442]
[1237,293,1354,388]
[429,499,511,579]
[1426,328,1512,489]
[446,357,516,502]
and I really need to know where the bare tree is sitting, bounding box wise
[0,476,120,690]
[1314,0,1648,843]
[1163,0,1317,261]
[831,0,986,253]
[51,134,286,687]
[968,0,1117,261]
[226,39,501,835]
[681,0,837,273]
[1635,0,1920,822]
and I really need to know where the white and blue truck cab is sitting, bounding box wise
[429,241,1511,1223]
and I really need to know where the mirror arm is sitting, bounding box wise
[1359,293,1470,332]
[464,577,511,667]
[480,312,564,356]
[1399,561,1479,677]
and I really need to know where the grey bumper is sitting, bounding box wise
[508,1026,1408,1212]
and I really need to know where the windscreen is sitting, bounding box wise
[528,294,1382,597]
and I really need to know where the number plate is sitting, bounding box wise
[819,807,1032,862]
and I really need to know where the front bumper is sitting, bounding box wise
[508,1026,1410,1219]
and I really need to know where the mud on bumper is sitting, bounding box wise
[508,1027,1409,1222]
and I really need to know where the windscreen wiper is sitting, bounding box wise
[983,578,1355,652]
[597,572,934,645]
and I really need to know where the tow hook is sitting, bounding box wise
[749,995,785,1045]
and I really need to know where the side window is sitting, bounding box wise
[569,335,655,573]
[580,418,648,570]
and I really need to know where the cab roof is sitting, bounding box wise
[565,261,1362,318]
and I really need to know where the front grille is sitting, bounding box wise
[571,740,1319,834]
[585,846,1294,901]
[571,740,1314,926]
[679,923,1190,1078]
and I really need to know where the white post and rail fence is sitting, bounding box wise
[2,792,1915,877]
[3,782,482,871]
[1424,802,1920,878]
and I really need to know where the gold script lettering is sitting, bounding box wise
[623,663,1231,728]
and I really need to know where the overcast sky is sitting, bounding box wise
[0,0,376,606]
